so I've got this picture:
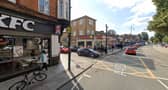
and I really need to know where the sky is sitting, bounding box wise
[71,0,156,37]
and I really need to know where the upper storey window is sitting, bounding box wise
[38,0,50,15]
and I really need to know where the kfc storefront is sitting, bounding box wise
[0,8,60,82]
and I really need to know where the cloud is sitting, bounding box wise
[123,0,156,27]
[99,0,141,9]
[123,16,152,27]
[130,0,156,17]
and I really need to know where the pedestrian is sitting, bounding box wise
[39,50,48,71]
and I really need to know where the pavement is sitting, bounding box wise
[152,45,168,55]
[0,48,122,90]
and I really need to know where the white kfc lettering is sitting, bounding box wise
[0,14,9,28]
[0,14,35,31]
[23,21,35,31]
[9,17,24,29]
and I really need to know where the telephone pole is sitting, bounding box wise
[68,0,71,71]
[105,24,108,54]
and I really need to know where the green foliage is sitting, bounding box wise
[162,36,168,43]
[154,32,165,42]
[148,0,168,35]
[140,32,149,41]
[153,37,159,44]
[150,36,154,43]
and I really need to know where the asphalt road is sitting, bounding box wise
[60,46,168,90]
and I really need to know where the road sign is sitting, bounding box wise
[67,26,71,33]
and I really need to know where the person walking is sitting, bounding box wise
[39,50,48,71]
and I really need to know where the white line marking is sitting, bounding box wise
[157,77,168,81]
[83,74,91,78]
[71,76,83,90]
[71,62,95,90]
[157,79,168,90]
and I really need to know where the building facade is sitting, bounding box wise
[61,15,96,48]
[0,0,70,82]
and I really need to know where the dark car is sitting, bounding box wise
[77,48,100,58]
[70,46,79,52]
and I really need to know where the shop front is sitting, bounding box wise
[0,8,60,82]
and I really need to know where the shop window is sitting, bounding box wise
[0,36,14,61]
[8,0,16,3]
[78,41,84,47]
[38,0,50,15]
[86,41,92,48]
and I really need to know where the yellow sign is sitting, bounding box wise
[67,26,71,33]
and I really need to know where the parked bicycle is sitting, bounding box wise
[8,66,47,90]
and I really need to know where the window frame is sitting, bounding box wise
[38,0,50,15]
[8,0,16,3]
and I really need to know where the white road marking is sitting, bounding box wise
[71,76,83,90]
[157,79,168,90]
[71,62,96,90]
[113,64,127,76]
[157,77,168,81]
[83,74,91,79]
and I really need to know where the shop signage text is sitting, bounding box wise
[0,14,35,31]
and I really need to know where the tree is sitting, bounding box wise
[140,32,149,41]
[162,36,168,43]
[107,29,116,36]
[153,37,159,44]
[150,36,154,43]
[154,32,164,42]
[138,34,142,40]
[147,0,168,35]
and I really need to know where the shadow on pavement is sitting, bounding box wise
[0,61,83,90]
[57,71,84,90]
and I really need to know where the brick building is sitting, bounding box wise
[0,0,70,82]
[61,15,96,48]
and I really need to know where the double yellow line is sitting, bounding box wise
[139,58,156,79]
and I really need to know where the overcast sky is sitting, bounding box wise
[71,0,156,37]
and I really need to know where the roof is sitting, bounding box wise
[71,15,96,22]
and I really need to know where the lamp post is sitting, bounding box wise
[105,24,108,54]
[68,0,71,71]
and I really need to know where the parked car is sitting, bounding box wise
[130,44,139,49]
[77,48,100,58]
[70,46,79,52]
[125,47,136,55]
[60,47,69,53]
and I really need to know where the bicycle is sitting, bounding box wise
[8,65,47,90]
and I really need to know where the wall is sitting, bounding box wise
[17,0,57,17]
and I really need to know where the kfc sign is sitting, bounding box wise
[0,14,35,31]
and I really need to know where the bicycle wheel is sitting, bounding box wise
[34,73,47,81]
[8,81,26,90]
